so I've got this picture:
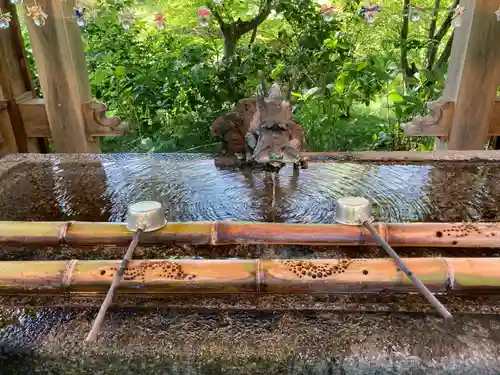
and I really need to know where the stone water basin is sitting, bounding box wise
[0,152,500,374]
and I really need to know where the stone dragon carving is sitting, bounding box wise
[211,75,308,172]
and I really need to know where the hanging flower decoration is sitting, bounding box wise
[197,6,211,27]
[119,11,136,30]
[27,5,48,27]
[0,10,11,30]
[359,4,382,24]
[74,7,86,27]
[154,12,165,30]
[9,0,23,4]
[495,5,500,21]
[451,5,465,28]
[319,4,338,22]
[409,4,424,22]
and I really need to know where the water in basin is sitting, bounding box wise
[0,153,499,223]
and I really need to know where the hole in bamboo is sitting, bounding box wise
[281,260,353,279]
[362,270,368,275]
[436,231,443,238]
[100,270,106,275]
[452,241,458,245]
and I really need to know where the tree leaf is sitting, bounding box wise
[115,66,126,77]
[356,62,367,71]
[271,63,284,79]
[92,69,109,85]
[388,91,404,102]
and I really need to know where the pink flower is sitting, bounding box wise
[198,8,211,17]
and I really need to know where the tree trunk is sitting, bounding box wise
[223,36,237,58]
[434,32,454,70]
[400,0,411,90]
[249,26,258,45]
[426,0,441,69]
[209,0,272,58]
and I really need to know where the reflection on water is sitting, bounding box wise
[2,153,500,223]
[98,154,432,223]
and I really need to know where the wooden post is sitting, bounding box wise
[23,0,100,153]
[443,0,500,150]
[0,0,45,153]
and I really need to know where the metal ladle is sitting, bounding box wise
[84,201,167,343]
[334,197,452,323]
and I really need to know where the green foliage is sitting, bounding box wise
[20,0,455,153]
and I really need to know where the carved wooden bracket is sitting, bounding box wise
[403,98,454,137]
[18,96,128,138]
[404,96,500,137]
[82,101,129,136]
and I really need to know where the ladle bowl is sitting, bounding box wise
[126,201,167,232]
[334,196,373,225]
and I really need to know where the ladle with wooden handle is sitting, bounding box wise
[334,196,453,324]
[84,201,167,343]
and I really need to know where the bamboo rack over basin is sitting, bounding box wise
[0,258,497,295]
[1,221,500,248]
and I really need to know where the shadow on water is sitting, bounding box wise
[1,153,500,222]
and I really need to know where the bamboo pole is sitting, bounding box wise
[85,229,142,343]
[0,258,498,295]
[1,221,500,248]
[362,220,452,322]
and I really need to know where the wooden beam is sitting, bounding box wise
[404,97,500,137]
[0,107,18,153]
[17,98,49,138]
[444,0,500,149]
[18,99,128,138]
[0,1,44,153]
[0,2,32,97]
[0,61,26,153]
[23,0,100,152]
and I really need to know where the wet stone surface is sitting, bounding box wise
[1,244,499,262]
[0,307,500,374]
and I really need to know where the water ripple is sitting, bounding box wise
[96,154,434,223]
[3,153,500,223]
